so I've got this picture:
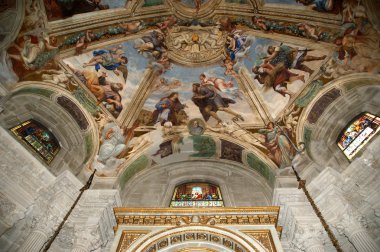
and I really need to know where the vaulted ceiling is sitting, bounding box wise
[0,0,379,189]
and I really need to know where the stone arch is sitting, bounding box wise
[120,159,273,207]
[0,0,25,86]
[0,82,100,178]
[132,225,266,252]
[0,0,25,51]
[296,73,380,171]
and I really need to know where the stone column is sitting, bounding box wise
[334,208,380,252]
[273,188,329,251]
[17,171,82,252]
[308,245,325,252]
[52,190,121,251]
[291,225,326,252]
[18,230,48,252]
[348,229,379,252]
[72,226,102,252]
[307,165,380,252]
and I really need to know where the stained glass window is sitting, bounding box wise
[337,113,380,160]
[170,182,224,208]
[10,120,60,164]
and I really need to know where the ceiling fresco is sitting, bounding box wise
[2,0,380,181]
[264,0,340,13]
[63,39,149,118]
[141,63,262,126]
[240,37,327,118]
[43,0,129,21]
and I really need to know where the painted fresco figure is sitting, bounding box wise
[192,83,244,126]
[119,21,144,35]
[251,16,285,32]
[188,119,205,136]
[226,32,248,61]
[252,63,304,97]
[83,46,128,80]
[199,73,234,90]
[9,31,58,70]
[135,31,166,59]
[258,122,294,168]
[194,0,201,13]
[75,30,95,55]
[97,122,126,164]
[208,122,265,149]
[156,16,177,31]
[97,72,124,117]
[190,121,204,135]
[296,0,335,12]
[151,92,187,126]
[265,45,326,74]
[71,68,124,117]
[46,0,110,19]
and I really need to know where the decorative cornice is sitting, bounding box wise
[114,206,280,213]
[113,207,280,232]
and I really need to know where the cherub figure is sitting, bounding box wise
[222,58,238,77]
[157,16,177,31]
[297,23,320,41]
[252,16,269,31]
[75,30,95,55]
[153,77,182,92]
[119,21,143,35]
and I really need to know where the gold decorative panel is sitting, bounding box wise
[116,230,150,252]
[241,230,277,252]
[113,207,281,251]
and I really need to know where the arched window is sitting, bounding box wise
[170,182,224,208]
[337,113,380,160]
[10,120,60,164]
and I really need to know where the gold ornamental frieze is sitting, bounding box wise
[140,229,251,252]
[116,230,151,252]
[114,207,280,230]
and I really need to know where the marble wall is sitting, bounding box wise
[0,126,120,252]
[275,136,380,252]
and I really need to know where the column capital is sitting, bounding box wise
[72,225,102,251]
[291,224,326,252]
[332,206,368,237]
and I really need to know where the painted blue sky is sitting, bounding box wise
[265,0,302,5]
[101,0,128,9]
